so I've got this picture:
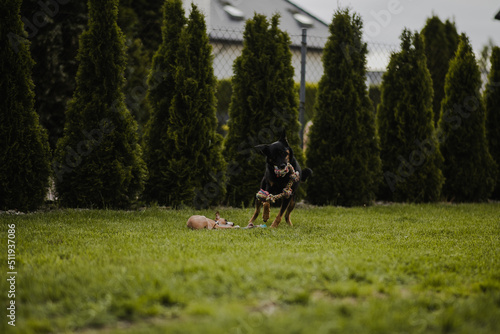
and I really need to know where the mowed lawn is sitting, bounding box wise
[1,204,499,333]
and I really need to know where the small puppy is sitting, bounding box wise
[186,211,236,230]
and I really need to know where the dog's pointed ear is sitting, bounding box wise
[279,130,289,146]
[254,144,270,157]
[215,211,220,220]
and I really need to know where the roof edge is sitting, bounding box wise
[284,0,330,27]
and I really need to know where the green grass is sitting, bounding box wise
[1,204,499,333]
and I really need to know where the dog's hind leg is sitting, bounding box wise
[284,197,295,226]
[270,197,292,228]
[248,199,263,226]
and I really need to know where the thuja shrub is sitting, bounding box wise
[0,0,51,211]
[306,9,381,206]
[439,34,497,202]
[165,4,227,208]
[54,0,146,208]
[142,0,186,205]
[484,46,500,199]
[377,29,444,202]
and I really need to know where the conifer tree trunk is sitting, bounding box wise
[0,0,51,211]
[54,0,146,208]
[306,9,381,206]
[439,34,497,202]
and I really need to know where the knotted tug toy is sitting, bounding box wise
[256,163,300,203]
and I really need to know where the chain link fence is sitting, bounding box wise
[210,27,398,126]
[210,27,398,85]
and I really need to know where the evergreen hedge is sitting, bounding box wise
[224,14,303,207]
[421,16,459,125]
[484,46,500,198]
[377,29,444,202]
[1,0,51,211]
[306,9,381,206]
[439,34,497,202]
[142,0,186,205]
[368,85,381,115]
[20,0,88,149]
[167,4,226,208]
[216,79,232,136]
[54,0,146,208]
[144,2,225,208]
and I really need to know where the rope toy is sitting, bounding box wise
[256,163,300,203]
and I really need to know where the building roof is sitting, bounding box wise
[207,0,330,49]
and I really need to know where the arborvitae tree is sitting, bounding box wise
[444,19,459,60]
[54,0,146,208]
[305,9,381,206]
[142,0,185,205]
[224,13,303,207]
[125,0,164,54]
[377,29,444,202]
[0,0,51,211]
[117,1,153,135]
[483,46,500,199]
[439,34,497,202]
[20,1,160,149]
[164,4,226,207]
[20,0,87,149]
[421,16,459,125]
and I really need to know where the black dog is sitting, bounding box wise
[248,131,312,228]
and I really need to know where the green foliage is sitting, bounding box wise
[368,85,381,115]
[421,16,459,125]
[123,0,164,54]
[294,82,318,124]
[3,204,500,333]
[439,34,497,202]
[20,0,87,149]
[142,0,186,205]
[168,4,226,207]
[215,79,232,136]
[306,9,381,206]
[0,0,51,211]
[117,1,153,136]
[484,47,500,198]
[224,13,303,207]
[20,1,161,149]
[53,0,146,208]
[377,30,444,202]
[144,2,226,208]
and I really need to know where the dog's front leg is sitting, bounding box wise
[270,197,292,228]
[262,201,270,222]
[248,199,263,226]
[284,196,295,226]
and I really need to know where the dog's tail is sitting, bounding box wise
[301,168,313,182]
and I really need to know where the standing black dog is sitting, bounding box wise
[248,131,312,228]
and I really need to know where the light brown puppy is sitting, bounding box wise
[186,211,236,230]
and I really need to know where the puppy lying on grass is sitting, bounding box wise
[186,211,238,230]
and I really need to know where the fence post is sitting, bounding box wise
[299,28,307,148]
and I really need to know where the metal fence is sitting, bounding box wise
[209,27,398,87]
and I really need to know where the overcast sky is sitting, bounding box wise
[292,0,499,53]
